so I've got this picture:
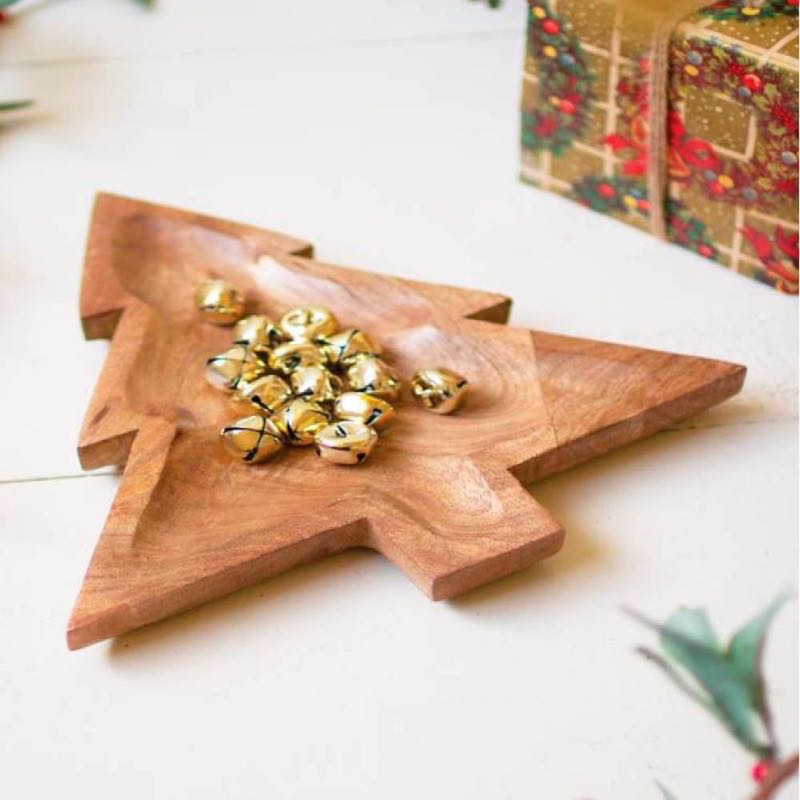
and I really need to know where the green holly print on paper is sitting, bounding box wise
[521,1,595,156]
[571,175,720,263]
[701,0,799,22]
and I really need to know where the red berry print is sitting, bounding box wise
[697,243,714,258]
[542,19,560,35]
[742,73,762,93]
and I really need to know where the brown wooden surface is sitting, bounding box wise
[68,193,746,650]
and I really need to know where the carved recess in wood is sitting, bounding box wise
[68,193,746,649]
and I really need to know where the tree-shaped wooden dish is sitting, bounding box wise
[69,193,746,649]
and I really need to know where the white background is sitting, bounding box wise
[0,2,797,798]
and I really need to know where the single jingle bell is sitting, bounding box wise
[345,355,401,401]
[290,366,343,405]
[333,391,395,432]
[232,374,292,415]
[206,344,269,391]
[274,398,330,446]
[410,367,468,414]
[232,314,283,348]
[220,415,283,463]
[314,420,378,465]
[268,341,328,376]
[194,279,245,326]
[321,328,382,367]
[278,305,339,342]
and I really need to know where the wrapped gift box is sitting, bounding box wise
[520,0,799,293]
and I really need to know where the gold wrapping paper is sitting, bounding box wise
[520,0,800,293]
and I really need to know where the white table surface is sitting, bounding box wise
[1,2,797,798]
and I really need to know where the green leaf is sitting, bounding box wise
[729,594,789,720]
[630,607,773,757]
[0,0,22,9]
[636,646,715,712]
[660,611,771,756]
[0,99,33,112]
[656,781,679,800]
[663,607,719,649]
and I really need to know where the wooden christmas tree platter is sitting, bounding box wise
[68,193,746,650]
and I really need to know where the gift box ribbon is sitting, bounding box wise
[612,0,723,239]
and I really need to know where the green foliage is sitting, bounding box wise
[702,0,799,21]
[655,781,679,800]
[630,595,790,760]
[0,99,33,112]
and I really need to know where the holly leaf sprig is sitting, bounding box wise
[630,596,789,759]
[629,595,799,799]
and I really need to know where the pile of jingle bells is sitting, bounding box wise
[195,278,469,466]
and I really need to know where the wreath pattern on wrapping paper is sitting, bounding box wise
[602,51,799,210]
[520,1,595,155]
[703,0,799,21]
[595,44,799,292]
[668,35,799,208]
[571,176,721,261]
[520,1,799,291]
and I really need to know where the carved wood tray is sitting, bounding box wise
[68,193,746,649]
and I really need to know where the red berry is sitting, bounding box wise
[698,244,714,258]
[559,99,576,115]
[751,761,770,783]
[637,198,651,212]
[0,10,10,23]
[709,180,724,195]
[542,19,560,34]
[597,183,615,199]
[742,73,762,92]
[787,0,798,7]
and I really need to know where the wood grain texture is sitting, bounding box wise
[68,193,746,650]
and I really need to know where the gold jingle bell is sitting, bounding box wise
[314,421,378,465]
[206,344,269,391]
[345,355,401,401]
[268,341,328,376]
[278,305,338,342]
[290,366,343,404]
[410,367,468,414]
[232,314,284,348]
[321,328,382,367]
[232,374,292,415]
[274,398,330,446]
[195,279,245,326]
[220,415,283,463]
[333,391,395,432]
